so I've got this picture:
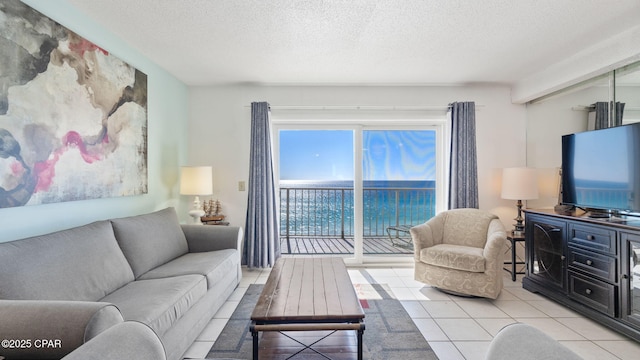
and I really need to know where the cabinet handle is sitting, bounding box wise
[587,235,595,241]
[622,274,629,280]
[561,255,566,261]
[585,289,592,295]
[586,259,593,266]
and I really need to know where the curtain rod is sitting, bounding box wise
[572,105,595,111]
[573,105,640,111]
[244,105,484,111]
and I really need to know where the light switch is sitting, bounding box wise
[238,181,246,191]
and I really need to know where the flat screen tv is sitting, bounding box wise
[562,122,640,214]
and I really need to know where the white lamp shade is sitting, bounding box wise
[501,167,539,200]
[180,166,213,195]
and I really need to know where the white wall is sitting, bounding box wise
[0,0,189,242]
[189,84,527,230]
[618,85,640,123]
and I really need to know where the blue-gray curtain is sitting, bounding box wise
[594,101,625,129]
[448,101,478,209]
[244,102,280,268]
[616,102,625,126]
[594,102,610,130]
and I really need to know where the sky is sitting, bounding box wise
[279,129,436,181]
[571,126,629,183]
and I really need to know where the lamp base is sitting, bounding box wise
[512,199,525,236]
[189,209,205,225]
[188,195,205,225]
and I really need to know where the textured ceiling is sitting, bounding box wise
[66,0,640,86]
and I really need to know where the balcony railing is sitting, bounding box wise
[279,185,436,242]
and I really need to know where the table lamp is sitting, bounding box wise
[501,167,538,236]
[180,166,213,224]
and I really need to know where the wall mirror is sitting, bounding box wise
[615,61,640,125]
[525,60,640,209]
[526,73,613,208]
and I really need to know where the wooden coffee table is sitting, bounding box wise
[250,257,365,359]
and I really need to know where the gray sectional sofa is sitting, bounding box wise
[0,207,243,360]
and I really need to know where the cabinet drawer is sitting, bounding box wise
[568,246,617,283]
[568,271,617,317]
[569,223,616,255]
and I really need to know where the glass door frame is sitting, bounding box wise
[272,118,446,265]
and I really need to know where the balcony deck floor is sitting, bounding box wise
[280,236,413,255]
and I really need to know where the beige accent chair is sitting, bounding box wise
[410,208,507,299]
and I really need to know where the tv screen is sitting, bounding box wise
[562,122,640,213]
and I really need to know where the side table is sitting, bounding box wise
[203,221,229,226]
[504,231,525,281]
[385,224,414,249]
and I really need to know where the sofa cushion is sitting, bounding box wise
[139,249,239,289]
[99,275,206,336]
[421,244,486,272]
[111,207,189,278]
[0,221,134,301]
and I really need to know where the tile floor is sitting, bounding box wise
[183,264,640,360]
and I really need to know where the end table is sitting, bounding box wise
[504,231,525,281]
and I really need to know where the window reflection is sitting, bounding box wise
[632,242,640,315]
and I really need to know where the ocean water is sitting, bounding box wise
[571,179,635,211]
[279,180,436,237]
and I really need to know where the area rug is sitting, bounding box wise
[206,284,438,360]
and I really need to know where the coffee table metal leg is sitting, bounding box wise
[357,323,365,360]
[250,323,258,359]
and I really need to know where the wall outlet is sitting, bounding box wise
[238,181,246,191]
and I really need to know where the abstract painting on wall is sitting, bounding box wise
[0,0,148,209]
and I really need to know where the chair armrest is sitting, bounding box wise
[61,321,166,360]
[0,300,123,359]
[410,222,437,261]
[182,225,243,253]
[486,323,583,360]
[410,213,447,260]
[482,219,507,270]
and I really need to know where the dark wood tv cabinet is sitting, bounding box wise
[523,209,640,342]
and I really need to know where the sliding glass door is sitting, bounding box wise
[278,129,355,255]
[362,129,437,252]
[275,123,443,263]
